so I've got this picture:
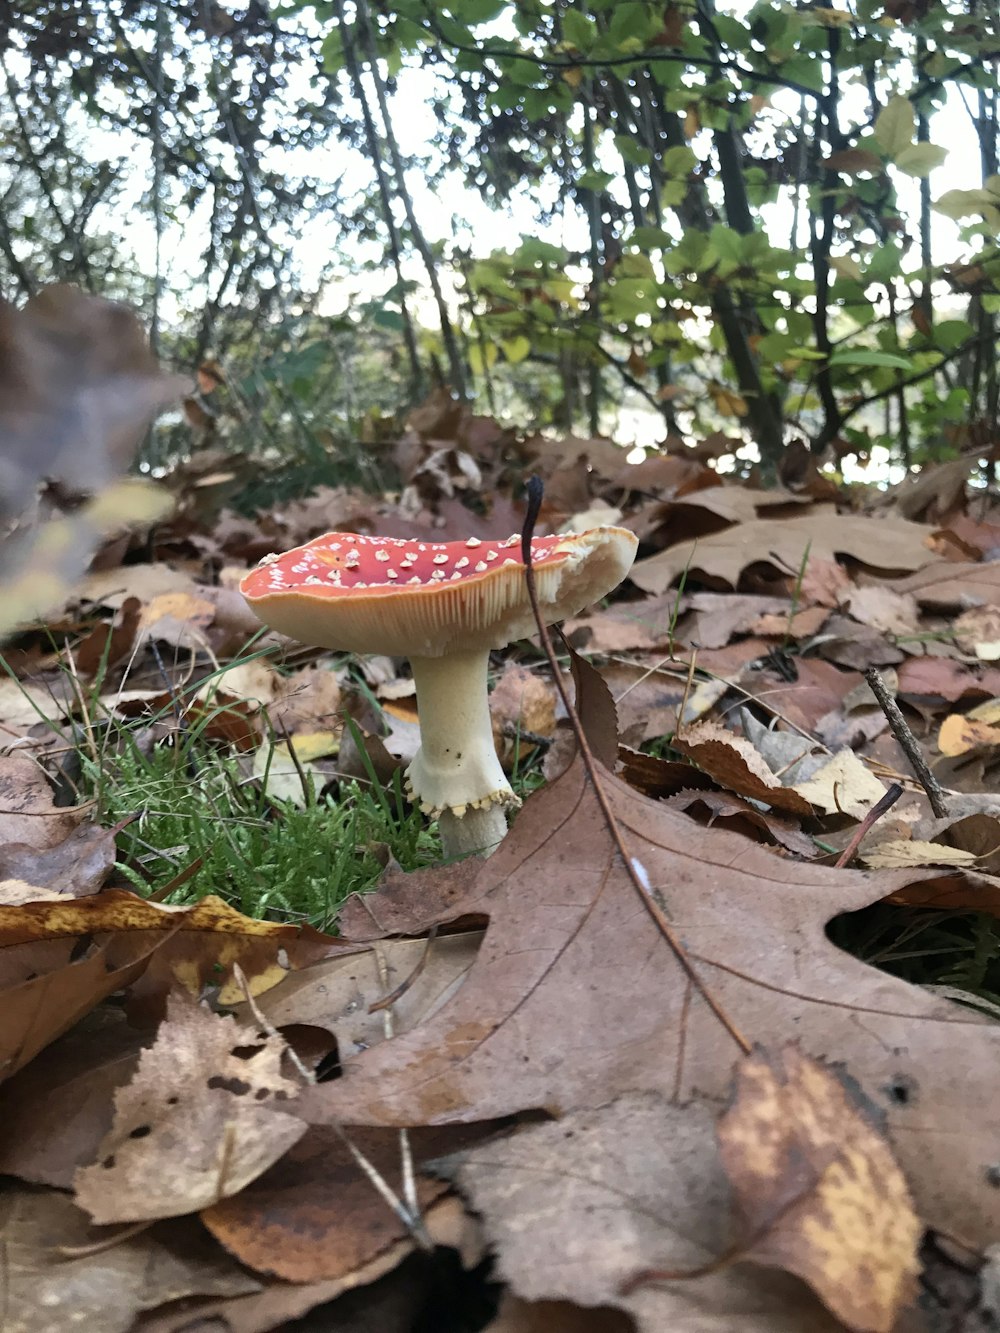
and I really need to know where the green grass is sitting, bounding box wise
[81,733,441,929]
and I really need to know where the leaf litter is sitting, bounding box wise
[9,306,1000,1326]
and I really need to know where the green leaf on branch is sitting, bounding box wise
[829,349,912,370]
[501,336,531,364]
[874,95,915,158]
[894,143,947,177]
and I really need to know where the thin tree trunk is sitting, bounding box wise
[337,0,424,400]
[355,0,467,398]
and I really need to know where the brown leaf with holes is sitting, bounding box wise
[294,755,1000,1249]
[74,991,307,1223]
[718,1046,921,1333]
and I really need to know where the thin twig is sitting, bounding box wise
[521,479,750,1056]
[834,783,904,869]
[864,668,948,819]
[369,924,439,1015]
[372,945,430,1249]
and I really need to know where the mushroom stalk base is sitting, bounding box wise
[437,803,510,859]
[406,649,516,859]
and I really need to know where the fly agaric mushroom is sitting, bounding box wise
[240,527,638,857]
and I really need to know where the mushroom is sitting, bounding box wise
[240,526,638,858]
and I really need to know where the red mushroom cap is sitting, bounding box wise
[240,527,638,657]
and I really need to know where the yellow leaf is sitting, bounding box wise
[501,335,531,364]
[938,711,1000,757]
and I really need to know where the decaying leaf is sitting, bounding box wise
[0,753,85,849]
[75,991,307,1223]
[0,1008,147,1188]
[717,1045,921,1333]
[791,749,887,819]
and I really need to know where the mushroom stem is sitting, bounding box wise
[406,650,515,859]
[437,803,510,859]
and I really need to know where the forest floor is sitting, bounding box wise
[3,389,1000,1331]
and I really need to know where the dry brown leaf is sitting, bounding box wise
[939,712,1000,757]
[293,756,1000,1247]
[672,721,814,815]
[202,1123,486,1282]
[887,561,1000,611]
[897,657,1000,705]
[138,590,217,648]
[0,753,85,849]
[0,922,158,1080]
[250,932,483,1060]
[0,822,116,899]
[485,1294,635,1332]
[663,788,818,857]
[0,1186,259,1333]
[72,595,142,675]
[717,1045,921,1333]
[137,1200,476,1333]
[77,562,199,611]
[862,840,977,870]
[490,663,558,752]
[75,991,307,1223]
[791,749,887,818]
[434,1092,843,1333]
[845,586,920,638]
[630,514,933,595]
[0,889,347,1063]
[0,1008,147,1188]
[268,662,344,734]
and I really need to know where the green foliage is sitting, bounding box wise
[2,0,997,470]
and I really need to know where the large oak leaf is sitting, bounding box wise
[297,756,1000,1248]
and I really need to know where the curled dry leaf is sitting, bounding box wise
[717,1045,921,1333]
[672,721,814,816]
[75,991,307,1224]
[0,889,348,1071]
[293,755,1000,1249]
[0,916,158,1081]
